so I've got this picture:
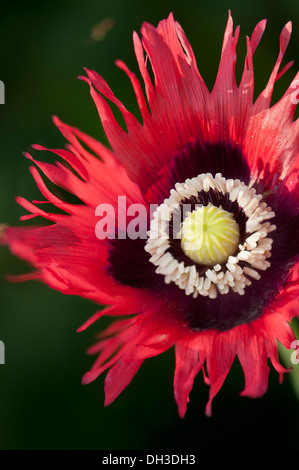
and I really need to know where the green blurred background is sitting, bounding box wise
[0,0,298,450]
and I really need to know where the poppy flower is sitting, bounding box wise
[2,12,299,417]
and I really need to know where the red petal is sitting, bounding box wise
[173,343,203,418]
[205,330,236,416]
[104,359,144,406]
[237,325,269,398]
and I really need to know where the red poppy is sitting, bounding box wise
[3,12,299,417]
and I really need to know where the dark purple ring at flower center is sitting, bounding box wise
[108,140,299,331]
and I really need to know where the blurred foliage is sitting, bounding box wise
[0,0,298,450]
[279,319,299,400]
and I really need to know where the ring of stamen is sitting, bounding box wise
[145,173,276,299]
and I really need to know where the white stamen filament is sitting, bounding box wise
[145,173,276,299]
